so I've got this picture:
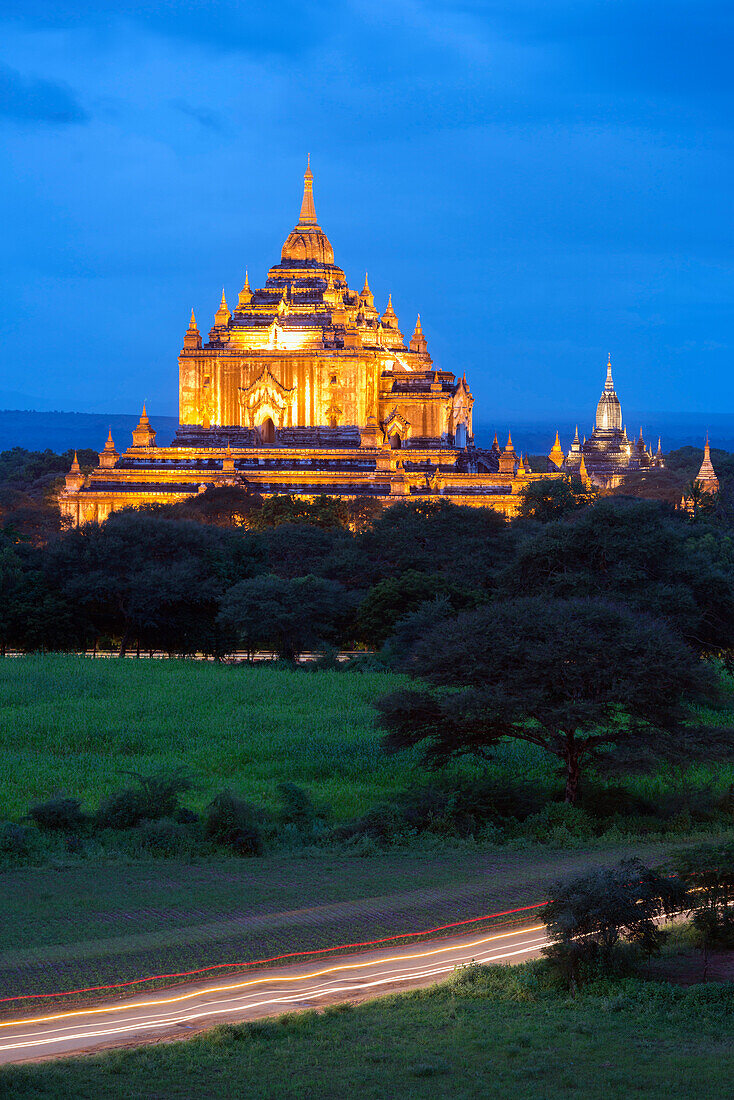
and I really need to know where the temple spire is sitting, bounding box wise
[184,308,202,350]
[237,271,253,309]
[548,429,565,470]
[605,354,614,391]
[99,428,119,469]
[382,294,399,328]
[132,403,156,448]
[695,433,719,494]
[410,313,428,355]
[70,450,80,472]
[297,154,318,227]
[213,289,231,332]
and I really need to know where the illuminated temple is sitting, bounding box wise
[549,357,665,489]
[60,160,559,526]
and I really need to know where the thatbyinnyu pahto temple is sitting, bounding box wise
[60,160,559,525]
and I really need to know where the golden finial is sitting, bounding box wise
[605,355,614,390]
[298,155,317,226]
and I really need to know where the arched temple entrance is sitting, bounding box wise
[261,417,276,445]
[389,432,402,450]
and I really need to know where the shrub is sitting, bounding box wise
[674,839,734,949]
[519,803,596,843]
[96,771,194,829]
[335,775,547,845]
[332,803,407,845]
[0,822,30,853]
[174,807,199,825]
[204,791,265,856]
[276,782,327,841]
[540,857,687,989]
[134,818,195,857]
[26,796,87,832]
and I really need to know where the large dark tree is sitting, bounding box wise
[358,500,513,587]
[260,522,351,581]
[42,511,248,655]
[355,569,483,648]
[217,573,348,659]
[376,597,733,804]
[0,447,98,545]
[145,484,264,528]
[250,493,349,530]
[499,497,734,658]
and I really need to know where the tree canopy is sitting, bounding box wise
[517,474,595,522]
[376,596,733,803]
[499,497,734,658]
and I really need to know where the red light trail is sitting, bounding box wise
[0,902,546,1006]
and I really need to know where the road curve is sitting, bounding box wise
[0,923,548,1065]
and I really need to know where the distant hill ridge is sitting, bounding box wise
[0,411,180,453]
[1,409,733,457]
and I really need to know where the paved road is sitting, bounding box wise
[0,923,548,1065]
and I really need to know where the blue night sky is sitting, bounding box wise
[0,1,732,426]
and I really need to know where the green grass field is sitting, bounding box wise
[0,656,433,821]
[3,963,732,1099]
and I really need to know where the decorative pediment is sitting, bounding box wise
[238,367,296,428]
[383,407,410,439]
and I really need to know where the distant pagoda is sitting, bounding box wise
[694,434,719,494]
[559,357,665,489]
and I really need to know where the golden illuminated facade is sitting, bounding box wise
[60,161,559,525]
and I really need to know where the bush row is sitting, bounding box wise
[2,770,731,864]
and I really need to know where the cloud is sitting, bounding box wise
[172,100,223,131]
[0,0,338,57]
[0,64,88,124]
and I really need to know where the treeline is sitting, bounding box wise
[1,475,734,662]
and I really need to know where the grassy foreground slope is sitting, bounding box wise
[3,964,733,1100]
[0,656,424,821]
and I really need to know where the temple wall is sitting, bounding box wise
[180,348,426,431]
